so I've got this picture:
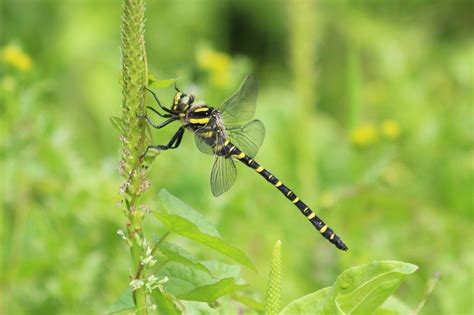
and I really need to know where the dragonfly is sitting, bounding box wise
[140,75,348,250]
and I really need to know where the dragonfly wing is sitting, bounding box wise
[219,74,258,126]
[194,127,216,155]
[210,156,237,197]
[227,119,265,158]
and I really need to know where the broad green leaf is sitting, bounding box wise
[108,288,134,314]
[154,212,255,271]
[160,262,225,297]
[109,116,125,134]
[280,261,418,315]
[335,261,418,314]
[150,287,181,315]
[200,260,243,283]
[157,189,220,237]
[155,190,255,271]
[159,261,246,300]
[179,278,248,304]
[280,288,332,315]
[160,242,212,274]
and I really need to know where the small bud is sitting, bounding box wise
[138,180,150,194]
[130,279,144,291]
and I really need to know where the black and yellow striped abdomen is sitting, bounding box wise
[225,141,348,251]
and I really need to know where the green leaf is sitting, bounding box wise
[280,261,418,315]
[155,190,255,271]
[108,288,135,314]
[200,260,243,282]
[280,288,332,315]
[159,261,245,300]
[148,70,180,88]
[179,278,248,304]
[157,189,220,237]
[150,287,181,315]
[160,242,212,274]
[109,116,125,133]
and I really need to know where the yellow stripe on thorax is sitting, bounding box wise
[189,117,210,124]
[194,107,209,112]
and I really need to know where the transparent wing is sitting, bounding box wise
[210,156,237,197]
[194,127,216,155]
[219,74,258,126]
[227,119,265,158]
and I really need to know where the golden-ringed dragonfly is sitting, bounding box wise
[141,75,348,251]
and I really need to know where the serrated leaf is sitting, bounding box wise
[179,278,248,304]
[150,287,180,315]
[155,190,255,271]
[110,116,125,133]
[160,242,212,274]
[108,288,134,314]
[280,261,418,315]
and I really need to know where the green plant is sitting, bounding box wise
[109,1,426,314]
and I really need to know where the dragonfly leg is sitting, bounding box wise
[140,116,178,129]
[141,126,185,158]
[146,106,173,118]
[145,87,174,114]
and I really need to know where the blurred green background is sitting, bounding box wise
[1,0,473,314]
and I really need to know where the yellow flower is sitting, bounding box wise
[381,120,401,139]
[196,48,231,87]
[350,123,378,147]
[1,45,32,72]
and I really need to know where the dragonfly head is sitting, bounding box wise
[171,91,194,113]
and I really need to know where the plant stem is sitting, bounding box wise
[413,272,441,315]
[120,0,148,313]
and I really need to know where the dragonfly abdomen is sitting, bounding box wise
[227,142,348,251]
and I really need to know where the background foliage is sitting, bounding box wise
[1,0,472,314]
